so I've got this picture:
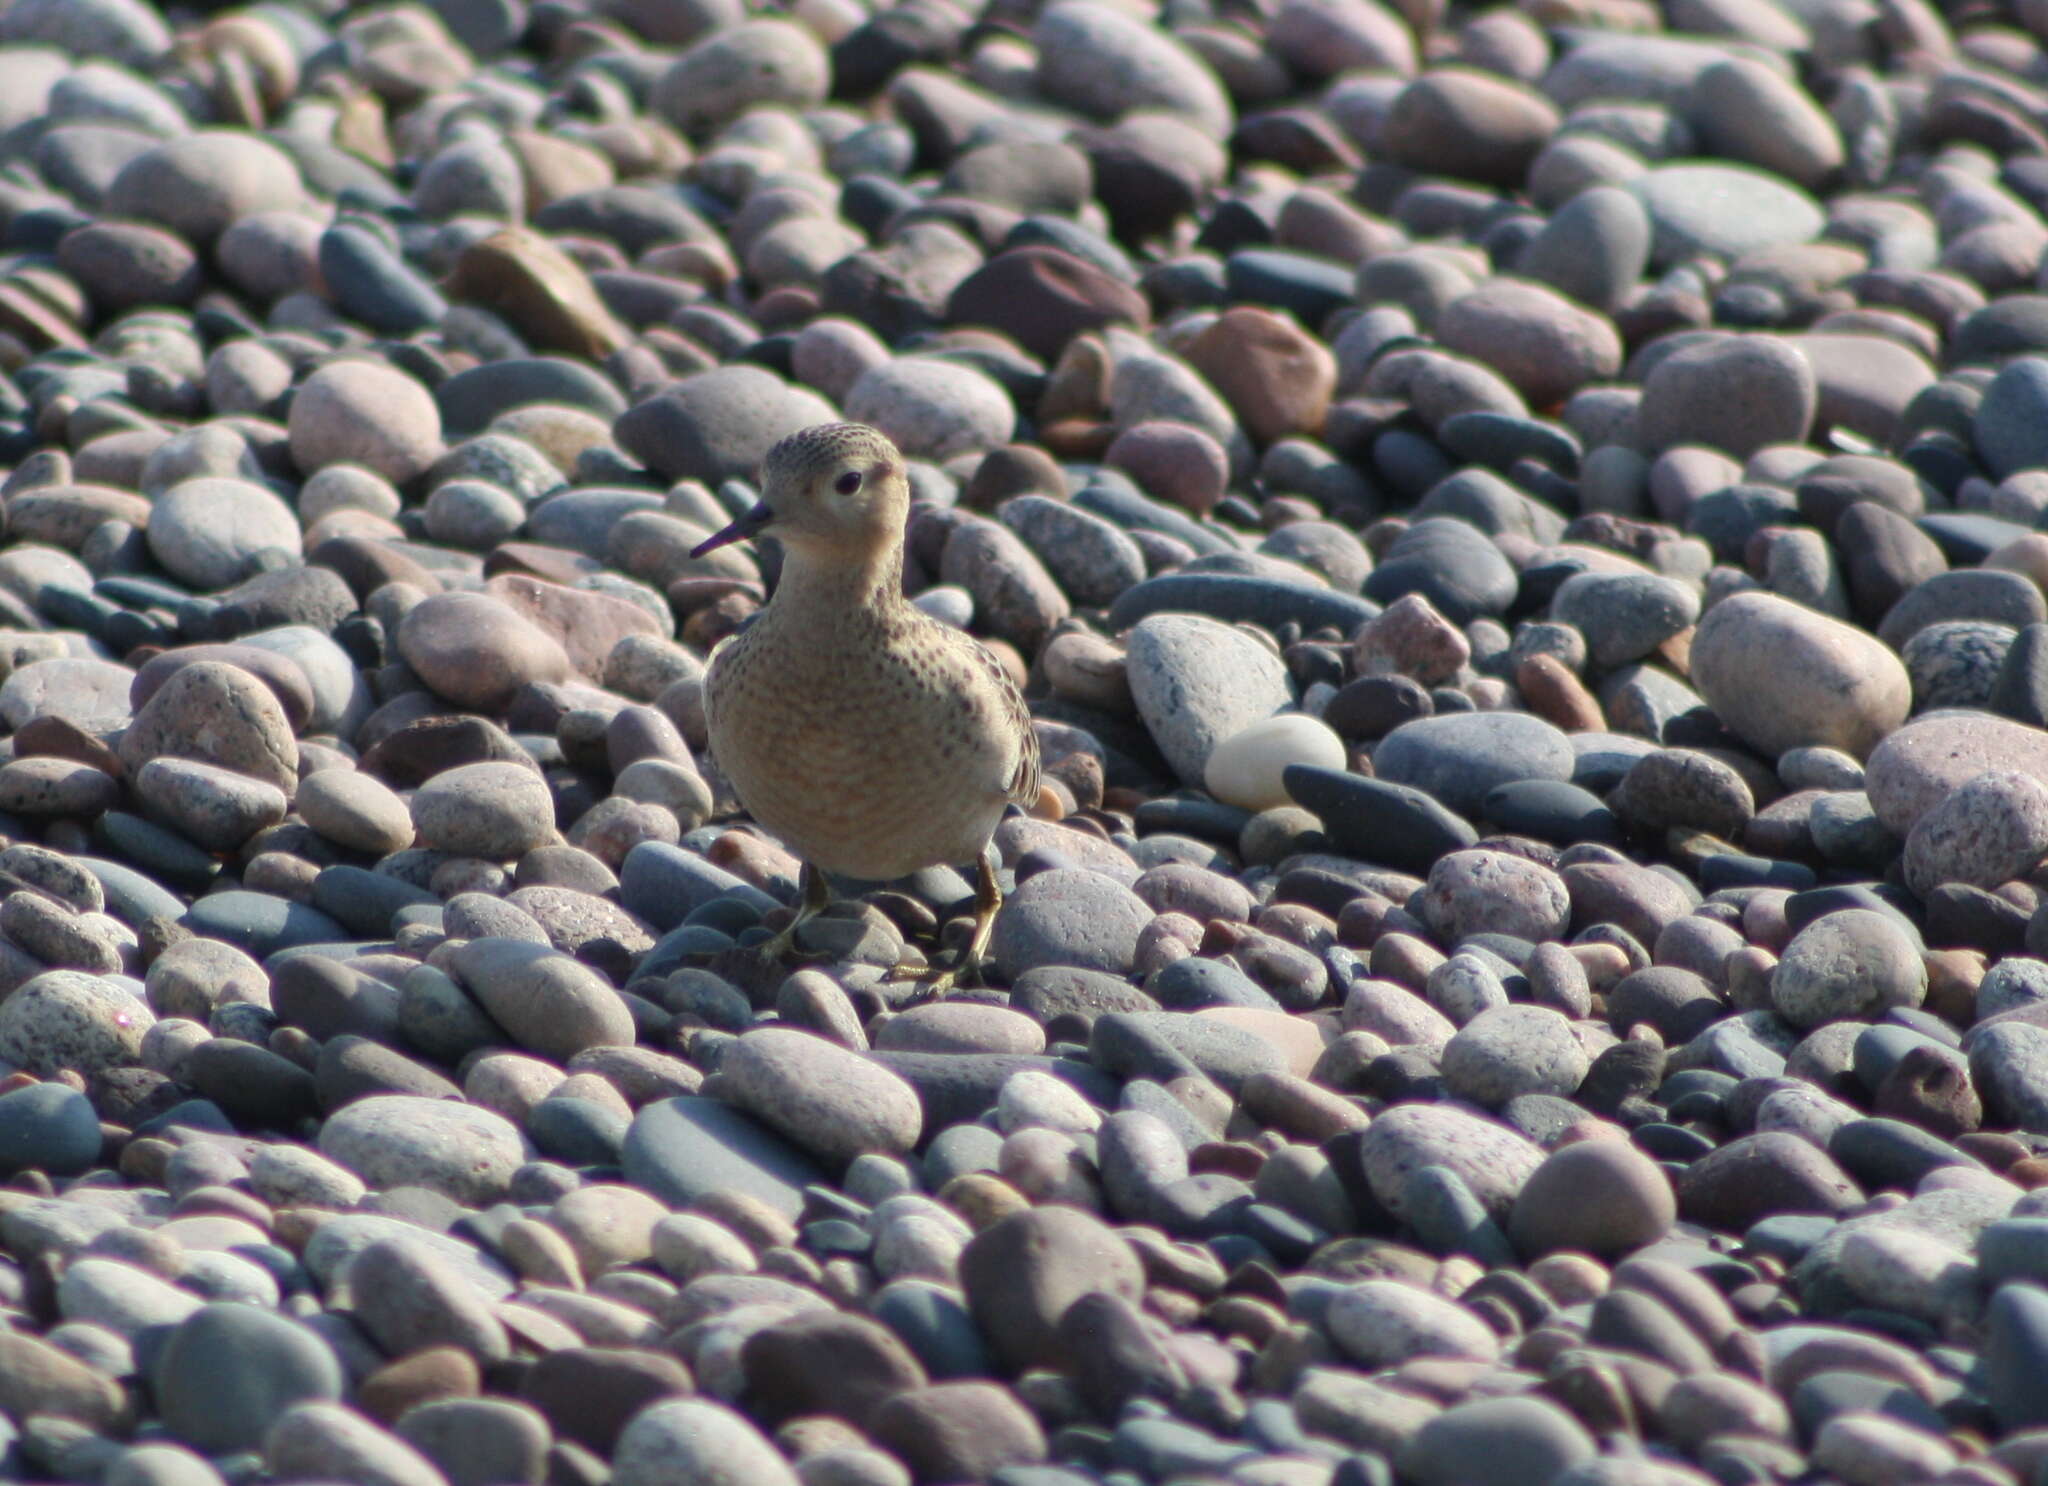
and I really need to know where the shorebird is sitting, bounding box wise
[691,422,1039,995]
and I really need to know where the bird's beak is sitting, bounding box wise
[691,501,775,557]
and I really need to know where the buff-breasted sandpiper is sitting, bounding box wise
[691,421,1040,993]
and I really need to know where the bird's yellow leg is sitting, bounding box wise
[755,860,830,964]
[901,844,1004,1002]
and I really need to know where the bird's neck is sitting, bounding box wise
[771,537,910,616]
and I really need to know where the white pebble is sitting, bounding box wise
[1203,712,1346,811]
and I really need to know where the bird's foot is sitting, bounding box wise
[751,919,828,969]
[892,949,986,1006]
[747,861,831,969]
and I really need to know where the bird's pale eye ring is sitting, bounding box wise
[834,469,864,496]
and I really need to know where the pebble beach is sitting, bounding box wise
[0,0,2046,1481]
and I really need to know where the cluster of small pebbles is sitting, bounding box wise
[9,0,2048,1482]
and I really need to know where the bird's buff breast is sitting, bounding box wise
[704,618,1015,881]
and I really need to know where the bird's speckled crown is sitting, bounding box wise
[760,421,899,488]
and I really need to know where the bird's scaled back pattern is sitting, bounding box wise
[701,422,1039,883]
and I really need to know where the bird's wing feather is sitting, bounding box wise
[974,638,1039,807]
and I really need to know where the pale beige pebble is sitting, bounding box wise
[449,938,636,1060]
[1358,1101,1544,1219]
[1527,1252,1609,1305]
[491,405,616,474]
[0,970,155,1075]
[1569,942,1633,989]
[845,358,1016,462]
[1986,531,2048,591]
[994,1068,1103,1136]
[410,761,556,860]
[498,1216,585,1289]
[287,358,443,486]
[1292,1372,1439,1458]
[1134,912,1200,976]
[1324,1279,1502,1368]
[1811,1410,1958,1485]
[1659,1371,1794,1449]
[547,1184,670,1277]
[263,1401,447,1486]
[1042,630,1134,714]
[549,1073,632,1123]
[1343,976,1458,1053]
[613,1399,801,1486]
[1203,713,1347,811]
[1000,1126,1103,1209]
[1034,1,1235,135]
[314,1096,525,1207]
[464,1051,567,1124]
[117,659,299,797]
[294,768,414,854]
[133,758,287,851]
[1835,1226,1973,1326]
[1689,591,1909,759]
[649,1212,759,1283]
[746,217,866,291]
[106,131,306,247]
[1380,70,1561,187]
[1268,0,1417,79]
[215,210,324,303]
[1635,335,1818,460]
[651,20,830,133]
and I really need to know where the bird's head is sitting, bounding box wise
[692,421,909,562]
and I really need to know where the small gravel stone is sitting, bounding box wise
[845,358,1015,462]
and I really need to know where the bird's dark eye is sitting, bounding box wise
[834,470,863,496]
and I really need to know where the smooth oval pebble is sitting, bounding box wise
[1691,592,1911,760]
[317,1095,526,1206]
[718,1027,923,1164]
[1203,713,1346,811]
[1508,1139,1676,1259]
